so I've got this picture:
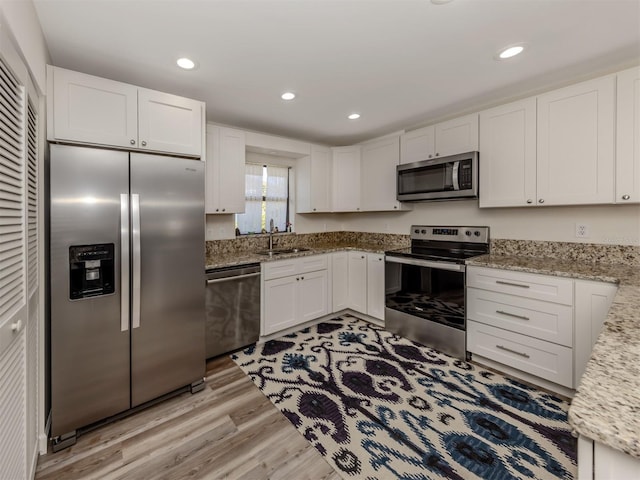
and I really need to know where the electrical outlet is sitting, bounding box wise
[575,223,590,238]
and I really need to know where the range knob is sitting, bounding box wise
[465,230,472,236]
[414,229,420,234]
[421,229,427,234]
[474,231,481,237]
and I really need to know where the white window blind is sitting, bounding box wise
[236,163,290,235]
[0,57,25,323]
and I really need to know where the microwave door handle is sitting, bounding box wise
[452,161,460,191]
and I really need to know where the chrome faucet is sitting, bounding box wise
[268,219,275,250]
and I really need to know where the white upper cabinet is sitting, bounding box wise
[434,113,479,157]
[361,136,405,212]
[479,97,537,207]
[296,145,332,213]
[400,113,478,164]
[616,66,640,204]
[137,89,204,157]
[48,66,204,157]
[332,146,362,212]
[400,126,435,164]
[205,125,246,214]
[49,66,138,149]
[536,75,615,205]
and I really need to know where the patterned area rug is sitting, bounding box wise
[232,315,577,479]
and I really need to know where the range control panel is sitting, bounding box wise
[410,225,490,244]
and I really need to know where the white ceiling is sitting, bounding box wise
[33,0,640,146]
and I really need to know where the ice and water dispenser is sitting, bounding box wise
[69,243,115,300]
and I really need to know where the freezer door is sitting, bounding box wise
[130,153,205,406]
[50,145,130,437]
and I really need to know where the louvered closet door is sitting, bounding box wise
[0,56,27,480]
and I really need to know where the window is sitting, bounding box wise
[235,163,290,235]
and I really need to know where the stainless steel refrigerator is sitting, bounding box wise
[49,144,205,450]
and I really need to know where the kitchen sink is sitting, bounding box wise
[256,247,311,256]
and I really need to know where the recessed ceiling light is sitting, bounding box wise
[176,57,196,70]
[348,113,361,120]
[281,92,296,100]
[496,44,525,60]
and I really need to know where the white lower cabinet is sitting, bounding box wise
[262,255,328,336]
[578,435,640,480]
[331,251,385,321]
[348,252,368,313]
[573,279,617,381]
[366,254,385,320]
[467,321,573,387]
[467,266,617,391]
[331,252,349,311]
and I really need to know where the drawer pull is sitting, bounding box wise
[496,345,530,358]
[495,280,530,289]
[496,310,530,321]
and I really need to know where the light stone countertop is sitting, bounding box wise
[466,254,640,459]
[205,242,392,271]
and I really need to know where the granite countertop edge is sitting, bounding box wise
[467,253,640,459]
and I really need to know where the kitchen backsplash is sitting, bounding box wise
[490,239,640,265]
[205,233,639,266]
[205,232,410,261]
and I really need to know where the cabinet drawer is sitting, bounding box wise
[467,288,573,346]
[467,321,573,387]
[262,254,328,281]
[262,260,298,280]
[298,254,328,274]
[467,266,573,305]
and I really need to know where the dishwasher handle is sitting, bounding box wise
[206,271,261,285]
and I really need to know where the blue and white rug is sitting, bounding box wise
[232,315,577,479]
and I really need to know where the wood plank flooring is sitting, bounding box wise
[35,356,340,480]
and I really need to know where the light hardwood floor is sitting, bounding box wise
[35,356,340,480]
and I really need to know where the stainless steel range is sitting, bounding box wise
[385,225,490,359]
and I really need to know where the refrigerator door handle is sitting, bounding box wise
[132,193,141,329]
[120,194,130,332]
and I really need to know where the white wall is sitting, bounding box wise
[0,0,49,92]
[299,202,640,246]
[211,193,640,246]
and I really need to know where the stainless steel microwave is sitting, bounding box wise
[396,151,479,202]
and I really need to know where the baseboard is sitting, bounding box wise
[38,411,51,455]
[257,310,383,344]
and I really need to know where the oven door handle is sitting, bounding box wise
[385,255,466,272]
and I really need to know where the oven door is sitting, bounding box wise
[385,255,467,359]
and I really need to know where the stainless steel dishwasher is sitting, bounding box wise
[205,263,261,358]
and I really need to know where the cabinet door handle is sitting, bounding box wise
[141,140,147,147]
[435,152,440,157]
[496,310,530,321]
[130,139,136,145]
[496,280,530,289]
[496,345,530,358]
[301,276,304,280]
[526,199,533,204]
[296,277,299,281]
[622,195,630,200]
[538,198,545,204]
[361,255,365,259]
[222,208,226,212]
